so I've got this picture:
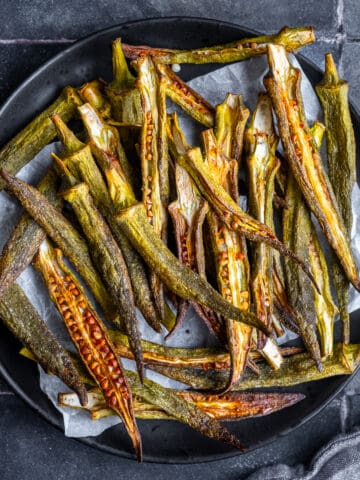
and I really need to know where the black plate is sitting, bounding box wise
[0,17,359,464]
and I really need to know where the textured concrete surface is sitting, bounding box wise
[1,1,360,479]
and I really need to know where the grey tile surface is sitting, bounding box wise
[1,1,360,479]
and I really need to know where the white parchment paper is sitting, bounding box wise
[1,54,359,438]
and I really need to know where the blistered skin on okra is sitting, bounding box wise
[202,108,254,389]
[62,183,144,380]
[177,146,318,287]
[60,388,305,422]
[264,44,360,291]
[116,203,271,334]
[34,241,142,461]
[0,87,82,190]
[167,113,224,339]
[150,343,360,391]
[316,54,357,344]
[157,64,215,127]
[65,107,161,332]
[122,26,315,64]
[136,56,169,320]
[0,169,61,300]
[0,282,87,406]
[78,80,112,119]
[245,94,283,369]
[0,170,116,322]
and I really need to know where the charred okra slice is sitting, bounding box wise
[150,343,360,391]
[61,182,144,380]
[0,169,61,299]
[245,93,283,369]
[34,240,142,461]
[115,203,271,334]
[0,169,116,322]
[157,64,215,127]
[135,55,169,319]
[316,54,357,344]
[122,26,315,64]
[167,113,224,340]
[60,388,305,422]
[264,44,360,291]
[177,146,317,285]
[0,87,82,189]
[78,80,112,119]
[60,110,161,332]
[283,173,322,369]
[0,282,87,406]
[201,96,254,389]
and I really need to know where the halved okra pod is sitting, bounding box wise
[0,168,61,299]
[0,283,87,405]
[122,26,315,64]
[316,53,357,344]
[134,55,169,320]
[150,343,360,391]
[34,240,142,461]
[167,113,224,340]
[116,203,272,334]
[0,169,117,322]
[245,93,283,369]
[200,94,255,389]
[59,388,305,422]
[61,181,144,380]
[264,44,360,291]
[0,87,82,189]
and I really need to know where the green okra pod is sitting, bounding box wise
[0,168,61,299]
[265,44,360,291]
[245,93,283,369]
[78,80,112,119]
[0,87,82,189]
[0,169,116,322]
[115,202,271,334]
[0,282,87,406]
[316,53,357,344]
[122,26,315,64]
[150,343,360,391]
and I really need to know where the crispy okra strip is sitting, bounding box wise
[116,203,271,334]
[122,26,315,64]
[61,182,144,380]
[109,328,302,368]
[177,146,318,285]
[245,93,284,370]
[283,173,322,369]
[0,169,116,322]
[105,38,143,124]
[316,54,357,344]
[54,112,162,332]
[265,44,360,291]
[0,169,61,299]
[59,388,305,422]
[0,282,87,406]
[0,87,82,190]
[150,343,360,391]
[157,64,215,127]
[167,113,224,339]
[309,230,338,358]
[34,240,142,461]
[202,104,254,388]
[134,55,170,320]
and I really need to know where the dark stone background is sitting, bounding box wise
[1,1,360,478]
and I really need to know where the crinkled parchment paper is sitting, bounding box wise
[1,54,360,437]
